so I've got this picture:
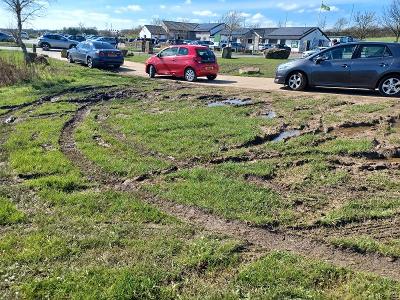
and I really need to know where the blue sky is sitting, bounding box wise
[0,0,382,30]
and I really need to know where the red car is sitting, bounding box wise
[145,45,219,82]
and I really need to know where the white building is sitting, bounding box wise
[139,25,167,40]
[265,27,330,52]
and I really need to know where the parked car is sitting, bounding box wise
[275,42,400,97]
[228,42,245,52]
[0,32,14,42]
[37,34,78,50]
[190,40,213,47]
[259,43,273,51]
[145,45,219,82]
[209,41,227,51]
[67,35,86,42]
[67,41,124,69]
[302,46,329,58]
[272,44,291,52]
[21,32,29,39]
[94,37,118,48]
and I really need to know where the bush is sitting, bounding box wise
[264,48,291,59]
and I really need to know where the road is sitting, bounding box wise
[0,46,385,98]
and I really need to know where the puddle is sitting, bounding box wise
[261,111,277,119]
[331,126,373,137]
[208,98,253,107]
[272,130,301,142]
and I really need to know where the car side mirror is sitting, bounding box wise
[315,56,326,64]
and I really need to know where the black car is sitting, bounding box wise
[275,42,400,97]
[67,35,86,42]
[272,44,291,51]
[67,41,124,69]
[0,32,14,42]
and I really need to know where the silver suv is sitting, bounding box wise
[37,34,78,50]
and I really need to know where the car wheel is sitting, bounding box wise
[68,53,74,63]
[184,68,197,82]
[87,57,94,68]
[378,75,400,97]
[287,72,307,91]
[42,43,50,51]
[149,65,156,78]
[207,75,217,80]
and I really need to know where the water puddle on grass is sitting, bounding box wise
[261,111,277,119]
[331,126,372,138]
[208,98,253,107]
[272,130,301,142]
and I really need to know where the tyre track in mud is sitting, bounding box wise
[59,101,400,282]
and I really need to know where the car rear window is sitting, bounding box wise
[92,42,115,49]
[358,45,392,58]
[196,48,215,62]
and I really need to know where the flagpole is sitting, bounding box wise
[318,1,323,27]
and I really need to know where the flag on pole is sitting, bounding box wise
[321,2,331,11]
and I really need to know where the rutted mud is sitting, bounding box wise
[59,99,400,282]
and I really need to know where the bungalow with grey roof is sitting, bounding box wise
[139,25,167,40]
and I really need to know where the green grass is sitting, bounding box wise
[0,196,26,225]
[236,251,400,299]
[2,49,400,298]
[146,165,295,226]
[321,196,400,225]
[125,54,288,78]
[106,103,274,160]
[366,37,398,42]
[331,236,400,258]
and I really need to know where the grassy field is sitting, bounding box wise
[366,37,398,42]
[125,53,287,78]
[1,50,400,298]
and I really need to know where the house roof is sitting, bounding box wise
[219,28,252,36]
[143,25,167,35]
[193,23,223,32]
[162,21,198,31]
[253,28,278,38]
[266,27,324,40]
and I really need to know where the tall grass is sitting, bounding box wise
[0,51,51,87]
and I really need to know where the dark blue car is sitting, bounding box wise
[67,41,124,69]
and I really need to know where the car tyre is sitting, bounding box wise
[207,75,217,80]
[184,67,197,82]
[378,75,400,97]
[149,65,156,78]
[87,57,94,69]
[287,71,307,91]
[42,43,50,51]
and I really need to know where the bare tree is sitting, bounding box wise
[353,11,376,40]
[383,0,400,42]
[151,18,163,26]
[318,16,327,31]
[219,11,245,46]
[333,17,348,34]
[1,0,49,63]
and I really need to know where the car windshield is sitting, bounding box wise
[92,42,115,49]
[100,37,115,42]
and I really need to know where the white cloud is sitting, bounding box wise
[185,0,192,4]
[193,10,217,17]
[160,5,166,9]
[245,12,276,27]
[276,3,300,11]
[115,4,142,14]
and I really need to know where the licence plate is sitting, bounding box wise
[108,53,117,57]
[206,66,213,70]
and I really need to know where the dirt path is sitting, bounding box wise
[5,47,388,99]
[58,100,400,282]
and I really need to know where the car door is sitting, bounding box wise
[310,45,357,87]
[155,47,178,75]
[174,47,189,76]
[76,43,86,62]
[350,44,394,88]
[52,35,62,48]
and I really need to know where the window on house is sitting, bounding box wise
[291,41,299,48]
[247,39,253,44]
